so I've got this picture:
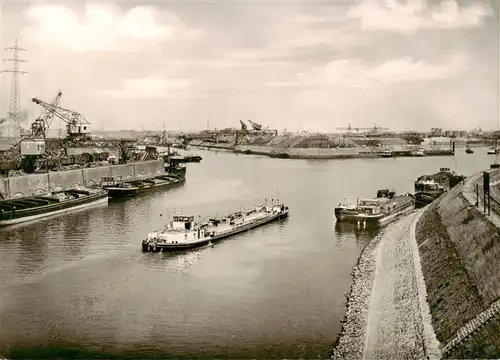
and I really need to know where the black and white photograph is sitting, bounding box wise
[0,0,499,359]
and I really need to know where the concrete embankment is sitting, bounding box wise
[332,210,440,359]
[0,160,164,199]
[415,170,500,358]
[190,142,454,159]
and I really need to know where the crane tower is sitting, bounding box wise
[1,38,27,140]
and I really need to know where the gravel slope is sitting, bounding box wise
[332,210,440,359]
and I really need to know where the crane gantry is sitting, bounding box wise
[31,94,92,140]
[29,90,62,139]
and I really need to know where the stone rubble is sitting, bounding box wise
[331,210,441,360]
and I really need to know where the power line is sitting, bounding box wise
[0,38,27,140]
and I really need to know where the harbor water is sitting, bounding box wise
[0,148,496,359]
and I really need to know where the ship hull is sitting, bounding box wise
[334,196,414,227]
[177,155,202,163]
[107,187,140,198]
[414,191,444,208]
[142,209,289,252]
[165,165,186,178]
[0,190,109,226]
[106,177,185,199]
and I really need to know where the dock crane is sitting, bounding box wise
[19,90,64,173]
[336,123,389,135]
[29,90,62,139]
[240,120,248,131]
[32,95,92,141]
[248,120,263,131]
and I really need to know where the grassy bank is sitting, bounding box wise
[416,195,500,358]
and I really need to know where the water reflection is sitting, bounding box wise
[333,221,380,251]
[61,211,93,257]
[139,247,209,274]
[5,221,51,279]
[108,197,130,226]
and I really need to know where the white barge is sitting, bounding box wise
[142,203,289,252]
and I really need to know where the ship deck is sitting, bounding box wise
[0,189,96,211]
[206,211,271,234]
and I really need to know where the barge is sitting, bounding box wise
[101,174,185,199]
[142,202,289,252]
[379,149,394,158]
[414,179,446,207]
[162,154,187,178]
[334,189,414,228]
[0,187,108,226]
[413,167,465,207]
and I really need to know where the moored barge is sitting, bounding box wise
[142,203,289,252]
[413,167,465,207]
[414,179,446,207]
[0,187,108,226]
[101,174,185,199]
[162,155,187,178]
[334,189,414,228]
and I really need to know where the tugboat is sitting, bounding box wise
[410,148,426,157]
[487,147,498,155]
[379,149,394,158]
[465,146,474,154]
[142,202,289,252]
[334,189,414,228]
[0,186,108,226]
[101,174,185,199]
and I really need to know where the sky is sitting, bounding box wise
[0,0,498,132]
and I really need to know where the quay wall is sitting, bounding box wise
[415,169,500,358]
[190,142,454,159]
[0,160,164,199]
[234,145,376,158]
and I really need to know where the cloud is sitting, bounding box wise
[3,0,494,131]
[348,0,491,34]
[21,3,202,52]
[97,74,203,99]
[265,54,469,88]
